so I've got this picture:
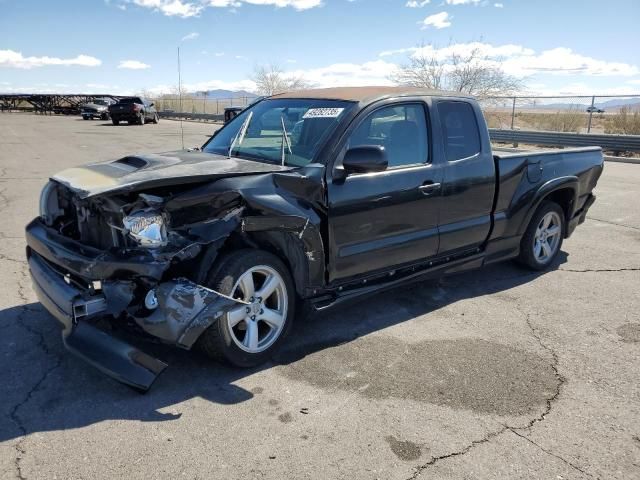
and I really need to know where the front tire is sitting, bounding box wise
[112,118,119,125]
[152,113,159,124]
[138,111,145,125]
[517,201,565,270]
[197,249,295,367]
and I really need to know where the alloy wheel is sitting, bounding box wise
[225,265,288,354]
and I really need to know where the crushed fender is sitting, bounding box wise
[133,279,244,348]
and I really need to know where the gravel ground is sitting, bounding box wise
[1,113,639,480]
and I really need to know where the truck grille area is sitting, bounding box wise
[46,182,128,250]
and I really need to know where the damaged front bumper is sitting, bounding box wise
[26,219,238,391]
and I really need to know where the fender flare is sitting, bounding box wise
[517,176,579,236]
[240,215,326,297]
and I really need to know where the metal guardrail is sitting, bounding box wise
[489,129,640,152]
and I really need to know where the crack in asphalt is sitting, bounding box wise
[6,264,62,480]
[0,253,26,264]
[507,428,594,478]
[407,309,577,479]
[516,312,565,430]
[587,216,640,232]
[559,267,640,273]
[406,426,509,479]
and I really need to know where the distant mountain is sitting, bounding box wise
[521,97,640,110]
[190,89,258,99]
[596,97,640,109]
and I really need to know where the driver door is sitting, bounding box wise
[326,102,442,283]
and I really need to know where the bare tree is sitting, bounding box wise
[251,64,312,96]
[390,43,523,99]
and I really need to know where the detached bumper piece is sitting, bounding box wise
[28,253,167,391]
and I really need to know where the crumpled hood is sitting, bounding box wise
[52,151,292,198]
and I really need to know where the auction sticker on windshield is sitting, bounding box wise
[303,108,345,119]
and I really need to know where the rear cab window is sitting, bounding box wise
[437,101,481,161]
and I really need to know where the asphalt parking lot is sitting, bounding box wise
[1,113,639,480]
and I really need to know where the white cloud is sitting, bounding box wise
[145,60,396,94]
[1,83,132,94]
[125,0,322,17]
[379,47,417,57]
[387,42,638,78]
[445,0,481,4]
[0,49,101,69]
[118,60,151,69]
[181,32,199,41]
[288,60,398,87]
[411,42,534,60]
[494,2,503,7]
[132,0,204,17]
[240,0,323,10]
[214,52,225,57]
[405,0,429,7]
[501,47,639,77]
[421,11,452,29]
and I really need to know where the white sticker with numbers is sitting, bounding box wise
[303,108,345,119]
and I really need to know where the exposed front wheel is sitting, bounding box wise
[518,201,565,270]
[197,250,295,367]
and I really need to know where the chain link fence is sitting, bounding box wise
[480,95,640,135]
[150,95,254,116]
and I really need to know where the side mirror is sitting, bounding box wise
[149,102,155,107]
[342,145,388,174]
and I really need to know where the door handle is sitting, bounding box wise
[418,182,441,196]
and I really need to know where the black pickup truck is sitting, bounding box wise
[26,87,603,390]
[108,96,158,125]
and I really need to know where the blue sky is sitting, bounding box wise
[1,0,639,96]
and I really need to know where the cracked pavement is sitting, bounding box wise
[1,114,639,479]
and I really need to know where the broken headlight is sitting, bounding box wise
[123,210,167,247]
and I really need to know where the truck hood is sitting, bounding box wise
[52,151,292,198]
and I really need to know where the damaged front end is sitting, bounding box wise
[27,154,327,390]
[27,180,249,390]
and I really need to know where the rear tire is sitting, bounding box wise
[196,249,295,367]
[517,201,565,270]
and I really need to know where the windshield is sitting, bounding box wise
[93,99,108,106]
[203,98,355,167]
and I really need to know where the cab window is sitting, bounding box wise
[348,103,429,168]
[437,101,481,161]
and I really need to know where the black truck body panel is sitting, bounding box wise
[26,87,604,389]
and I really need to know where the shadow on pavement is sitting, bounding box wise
[1,253,567,442]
